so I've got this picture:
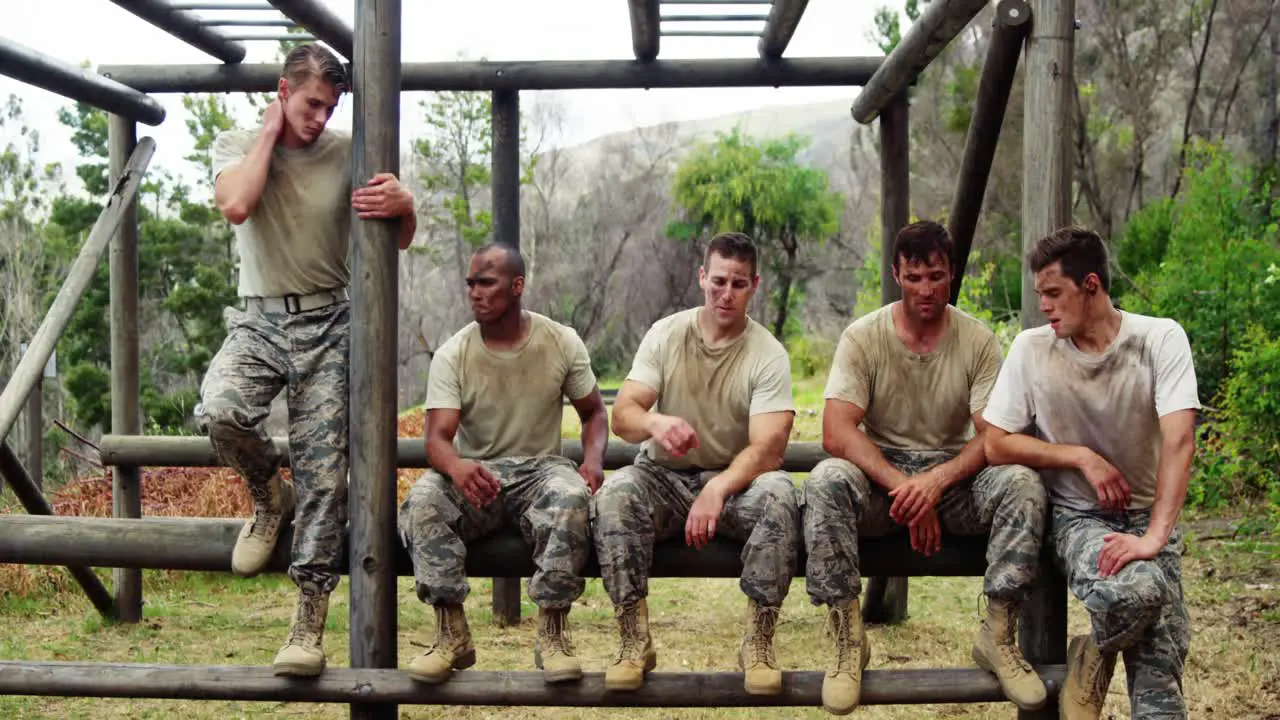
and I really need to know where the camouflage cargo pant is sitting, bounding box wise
[398,455,591,610]
[802,448,1046,606]
[1053,506,1190,719]
[194,301,350,595]
[591,451,800,607]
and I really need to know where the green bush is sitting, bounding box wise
[1122,140,1280,401]
[1197,324,1280,528]
[789,334,835,379]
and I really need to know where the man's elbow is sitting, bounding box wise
[217,198,250,225]
[984,434,1011,465]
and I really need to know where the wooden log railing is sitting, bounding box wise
[0,514,991,578]
[0,661,1066,706]
[96,435,831,472]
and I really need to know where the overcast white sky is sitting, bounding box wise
[1,0,895,192]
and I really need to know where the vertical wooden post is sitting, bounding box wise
[19,342,43,491]
[24,380,41,490]
[490,87,524,627]
[349,0,400,718]
[867,91,910,625]
[1019,1,1073,717]
[948,0,1031,303]
[108,113,142,624]
[1020,0,1073,329]
[879,92,909,306]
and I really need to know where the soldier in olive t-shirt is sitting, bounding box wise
[803,221,1048,714]
[193,44,417,680]
[593,232,800,697]
[398,243,608,686]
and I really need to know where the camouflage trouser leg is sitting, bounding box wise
[195,302,350,594]
[592,453,800,607]
[1053,507,1190,719]
[398,456,590,609]
[803,450,1045,605]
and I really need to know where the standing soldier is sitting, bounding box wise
[594,232,800,696]
[804,221,1048,715]
[198,43,417,677]
[399,243,609,685]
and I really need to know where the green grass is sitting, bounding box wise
[2,370,1277,718]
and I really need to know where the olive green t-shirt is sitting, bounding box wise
[212,128,352,297]
[823,304,1003,452]
[424,312,598,460]
[627,307,795,471]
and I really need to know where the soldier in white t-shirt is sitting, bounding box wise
[983,226,1200,720]
[398,243,609,685]
[195,44,417,678]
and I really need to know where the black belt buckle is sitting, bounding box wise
[283,294,304,314]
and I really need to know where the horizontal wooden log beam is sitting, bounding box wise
[97,57,880,93]
[0,515,992,577]
[97,435,832,472]
[0,661,1065,705]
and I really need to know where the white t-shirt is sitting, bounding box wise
[982,311,1201,511]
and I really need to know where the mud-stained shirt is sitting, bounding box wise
[627,307,794,471]
[425,311,597,460]
[212,128,352,298]
[823,304,1004,452]
[982,311,1201,511]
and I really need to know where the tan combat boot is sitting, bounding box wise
[272,588,328,677]
[822,598,871,715]
[738,599,783,695]
[604,599,657,691]
[534,606,582,683]
[1060,634,1116,720]
[971,597,1048,710]
[406,603,476,683]
[231,472,295,578]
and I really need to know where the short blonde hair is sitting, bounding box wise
[281,43,348,95]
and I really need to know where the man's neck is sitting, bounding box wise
[480,307,528,348]
[1072,302,1123,354]
[278,128,312,150]
[697,306,747,347]
[892,302,949,352]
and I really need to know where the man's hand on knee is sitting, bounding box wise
[685,483,727,549]
[888,468,946,525]
[1098,531,1161,577]
[448,460,500,509]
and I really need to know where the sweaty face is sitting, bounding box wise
[1034,262,1089,339]
[699,252,758,329]
[280,77,339,145]
[894,252,951,323]
[466,251,520,324]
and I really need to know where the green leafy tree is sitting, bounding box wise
[871,0,921,54]
[47,92,238,432]
[1122,140,1280,401]
[412,85,536,277]
[670,129,842,342]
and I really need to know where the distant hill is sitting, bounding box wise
[543,98,865,191]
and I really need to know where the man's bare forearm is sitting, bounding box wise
[931,433,987,490]
[580,404,608,469]
[707,441,783,498]
[987,430,1088,471]
[827,425,907,491]
[425,436,465,479]
[1147,428,1194,544]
